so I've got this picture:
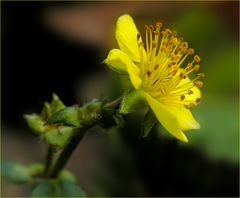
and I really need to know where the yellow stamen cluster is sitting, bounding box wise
[137,22,204,109]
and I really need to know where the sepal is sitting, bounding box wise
[140,108,158,138]
[120,89,145,114]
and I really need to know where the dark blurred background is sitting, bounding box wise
[1,1,239,197]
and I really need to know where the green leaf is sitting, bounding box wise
[113,114,125,127]
[24,114,45,134]
[140,109,158,138]
[1,160,32,184]
[47,107,80,127]
[28,163,44,177]
[120,89,145,114]
[31,180,59,197]
[31,179,86,197]
[41,102,52,121]
[59,170,76,183]
[45,126,73,148]
[59,180,86,197]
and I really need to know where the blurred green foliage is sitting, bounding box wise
[1,161,32,184]
[166,7,238,163]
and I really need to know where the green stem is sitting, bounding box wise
[49,128,86,178]
[43,145,54,177]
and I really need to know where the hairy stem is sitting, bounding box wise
[49,128,86,178]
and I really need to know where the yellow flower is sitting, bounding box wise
[105,14,205,142]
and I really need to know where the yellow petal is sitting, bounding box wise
[104,49,142,89]
[166,106,200,131]
[178,75,201,101]
[142,92,188,142]
[115,14,145,62]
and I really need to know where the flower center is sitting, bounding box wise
[137,22,205,109]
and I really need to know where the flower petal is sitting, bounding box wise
[142,92,188,142]
[115,14,144,62]
[104,49,142,89]
[178,75,201,101]
[166,106,200,131]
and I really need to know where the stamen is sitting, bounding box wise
[186,63,193,71]
[139,22,204,110]
[188,48,194,55]
[197,73,205,78]
[150,25,154,31]
[194,80,203,88]
[155,22,162,29]
[194,55,201,63]
[195,64,201,71]
[165,29,172,35]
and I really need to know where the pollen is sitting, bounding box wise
[136,22,204,109]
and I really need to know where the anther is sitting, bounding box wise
[195,64,201,71]
[150,25,154,31]
[180,95,185,100]
[147,70,151,77]
[188,48,194,55]
[189,103,196,108]
[197,73,205,78]
[161,30,167,36]
[182,42,188,48]
[171,69,178,76]
[194,55,201,63]
[196,98,201,103]
[137,33,141,41]
[187,90,193,95]
[144,25,149,31]
[165,29,172,35]
[186,63,193,71]
[185,103,195,109]
[155,22,162,29]
[194,80,203,88]
[154,64,159,70]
